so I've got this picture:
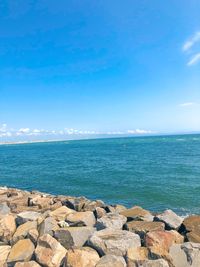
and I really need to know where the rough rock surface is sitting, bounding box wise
[96,254,126,267]
[0,214,16,243]
[12,221,37,244]
[0,202,10,215]
[120,206,154,221]
[65,246,100,267]
[7,239,35,265]
[38,216,58,236]
[50,206,75,221]
[154,209,183,230]
[16,211,41,225]
[35,234,66,267]
[15,261,41,267]
[182,216,200,243]
[96,213,127,230]
[54,226,95,248]
[0,245,11,265]
[88,228,141,256]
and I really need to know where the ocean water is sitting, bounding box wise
[0,134,200,215]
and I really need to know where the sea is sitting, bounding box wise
[0,134,200,215]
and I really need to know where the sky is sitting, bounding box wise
[0,0,200,141]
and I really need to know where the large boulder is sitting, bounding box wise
[120,206,153,222]
[0,245,11,265]
[96,254,126,267]
[0,202,10,216]
[15,261,41,267]
[96,213,127,230]
[27,228,39,245]
[145,230,184,257]
[50,206,75,221]
[54,226,95,249]
[169,242,200,267]
[126,221,165,240]
[65,247,100,267]
[12,221,37,244]
[38,216,58,236]
[88,229,141,256]
[0,214,16,243]
[154,209,183,230]
[126,247,149,266]
[181,216,200,242]
[94,207,107,219]
[7,239,35,265]
[16,211,41,225]
[66,211,96,226]
[35,234,66,267]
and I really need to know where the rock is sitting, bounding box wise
[96,254,126,267]
[0,245,11,265]
[28,196,54,208]
[0,202,10,216]
[120,206,153,222]
[145,230,184,257]
[154,209,183,230]
[54,226,95,249]
[66,211,96,226]
[16,211,41,225]
[12,221,37,244]
[7,239,35,265]
[126,221,165,240]
[181,216,200,243]
[50,206,75,221]
[15,261,41,267]
[65,247,100,267]
[113,204,127,213]
[0,214,16,243]
[62,196,88,211]
[94,207,106,219]
[141,259,169,267]
[27,228,39,245]
[58,220,69,228]
[83,200,105,212]
[169,242,200,267]
[38,216,58,236]
[35,234,66,267]
[88,229,141,256]
[126,247,149,266]
[96,213,127,230]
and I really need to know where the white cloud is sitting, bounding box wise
[179,102,196,107]
[187,53,200,66]
[127,129,153,134]
[182,31,200,52]
[18,128,30,133]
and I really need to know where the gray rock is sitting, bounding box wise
[96,213,127,230]
[88,228,141,256]
[154,209,183,230]
[0,202,10,215]
[66,211,96,226]
[38,216,58,236]
[141,259,169,267]
[54,226,95,249]
[169,242,200,267]
[96,254,126,267]
[16,211,41,225]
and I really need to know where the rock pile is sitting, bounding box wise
[0,186,200,267]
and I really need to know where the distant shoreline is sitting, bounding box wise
[0,132,200,146]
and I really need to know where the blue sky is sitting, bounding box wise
[0,0,200,141]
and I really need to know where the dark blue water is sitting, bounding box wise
[0,134,200,215]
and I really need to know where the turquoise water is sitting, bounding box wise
[0,134,200,215]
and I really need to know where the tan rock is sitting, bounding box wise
[16,211,41,225]
[145,230,184,257]
[182,216,200,243]
[96,254,126,267]
[66,211,96,226]
[120,206,153,221]
[12,221,37,244]
[142,259,169,267]
[35,234,66,267]
[0,245,11,265]
[88,229,141,256]
[96,213,127,230]
[7,239,35,265]
[154,209,183,230]
[38,216,58,236]
[126,221,165,239]
[65,247,100,267]
[27,228,39,245]
[94,207,106,219]
[15,261,41,267]
[50,206,75,221]
[0,214,16,243]
[126,247,149,265]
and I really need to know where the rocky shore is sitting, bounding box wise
[0,187,200,267]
